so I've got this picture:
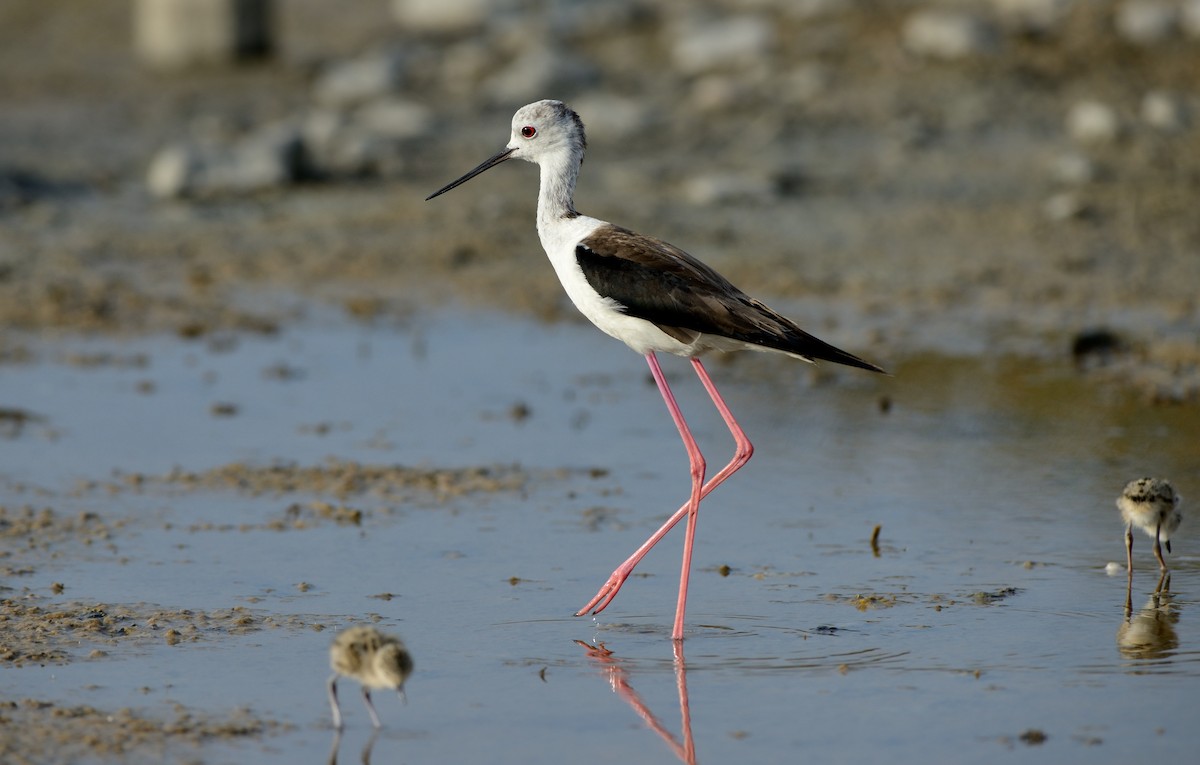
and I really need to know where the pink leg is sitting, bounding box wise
[576,356,754,641]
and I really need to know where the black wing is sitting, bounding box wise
[575,225,883,373]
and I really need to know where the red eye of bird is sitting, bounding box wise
[521,125,537,139]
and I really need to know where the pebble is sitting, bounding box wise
[549,0,653,40]
[390,0,495,34]
[483,46,599,105]
[1140,90,1187,131]
[147,121,304,199]
[681,173,775,206]
[146,146,202,199]
[1066,100,1121,144]
[780,0,843,21]
[1049,151,1098,185]
[779,63,830,106]
[312,49,407,108]
[301,110,416,180]
[902,10,998,60]
[1041,191,1088,222]
[990,0,1071,34]
[1184,0,1200,37]
[569,95,653,141]
[1114,1,1178,44]
[671,16,775,75]
[301,110,371,178]
[689,75,755,113]
[354,99,432,140]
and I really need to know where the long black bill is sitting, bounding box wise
[425,147,516,201]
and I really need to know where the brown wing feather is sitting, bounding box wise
[576,224,884,373]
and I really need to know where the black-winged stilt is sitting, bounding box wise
[427,99,884,641]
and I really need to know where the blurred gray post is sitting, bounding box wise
[134,0,274,70]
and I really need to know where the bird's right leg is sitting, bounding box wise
[577,357,754,619]
[361,687,382,729]
[1153,521,1169,574]
[327,675,343,731]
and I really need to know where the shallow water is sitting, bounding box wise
[3,308,1198,764]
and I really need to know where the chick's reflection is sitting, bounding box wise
[1118,587,1179,661]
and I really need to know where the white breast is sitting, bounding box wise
[537,215,693,356]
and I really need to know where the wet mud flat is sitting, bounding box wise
[3,311,1199,764]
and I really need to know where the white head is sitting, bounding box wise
[426,100,587,201]
[373,641,414,693]
[504,99,587,165]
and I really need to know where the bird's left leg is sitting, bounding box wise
[1125,524,1134,578]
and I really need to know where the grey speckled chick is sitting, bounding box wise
[327,626,413,730]
[1118,477,1182,575]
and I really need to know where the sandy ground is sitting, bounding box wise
[1,0,1198,760]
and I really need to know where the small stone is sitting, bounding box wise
[671,16,775,75]
[689,75,753,113]
[146,121,305,198]
[781,0,842,21]
[354,99,432,140]
[549,0,654,39]
[1066,100,1121,144]
[146,145,200,199]
[1049,152,1097,185]
[1042,192,1088,221]
[484,46,598,105]
[779,63,831,106]
[437,41,496,95]
[990,0,1072,34]
[391,0,497,34]
[568,95,652,141]
[1115,1,1177,45]
[1183,0,1200,38]
[1141,90,1187,131]
[903,10,998,60]
[681,173,774,206]
[312,49,407,108]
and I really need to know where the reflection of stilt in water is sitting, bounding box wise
[1118,584,1179,661]
[575,640,697,765]
[327,728,380,765]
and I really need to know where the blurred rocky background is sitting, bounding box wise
[1,0,1198,400]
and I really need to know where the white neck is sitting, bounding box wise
[535,147,582,233]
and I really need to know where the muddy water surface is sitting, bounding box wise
[2,308,1198,764]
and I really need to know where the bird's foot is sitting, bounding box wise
[576,570,631,617]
